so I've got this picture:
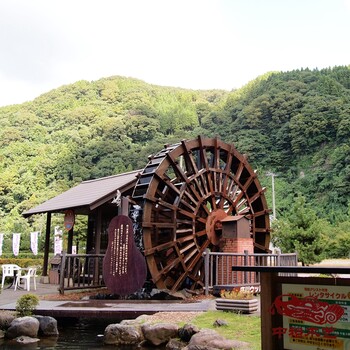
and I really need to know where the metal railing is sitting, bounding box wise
[58,252,105,294]
[203,249,298,295]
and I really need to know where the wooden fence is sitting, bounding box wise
[57,250,298,294]
[58,252,105,294]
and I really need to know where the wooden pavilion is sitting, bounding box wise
[23,170,139,278]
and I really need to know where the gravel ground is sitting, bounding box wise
[140,311,203,324]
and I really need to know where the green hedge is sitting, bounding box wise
[0,258,43,269]
[0,252,45,259]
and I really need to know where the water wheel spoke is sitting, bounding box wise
[218,172,225,194]
[248,187,266,203]
[144,241,176,256]
[176,208,196,220]
[153,257,182,282]
[171,271,189,292]
[213,138,220,169]
[196,216,207,225]
[178,199,197,212]
[186,240,210,269]
[181,140,200,175]
[234,160,245,183]
[177,234,195,243]
[167,153,190,184]
[231,190,245,208]
[204,169,215,193]
[227,182,238,201]
[238,207,250,215]
[191,176,206,198]
[223,146,234,172]
[183,247,198,263]
[254,242,268,251]
[195,229,207,237]
[143,222,176,228]
[255,227,269,233]
[248,209,270,218]
[242,172,257,192]
[158,175,181,193]
[180,188,199,207]
[213,171,219,193]
[176,227,194,234]
[197,137,209,168]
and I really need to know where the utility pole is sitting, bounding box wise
[266,172,277,220]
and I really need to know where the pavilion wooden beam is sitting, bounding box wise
[42,212,51,277]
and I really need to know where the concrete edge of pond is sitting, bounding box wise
[0,282,227,319]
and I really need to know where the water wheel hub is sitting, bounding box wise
[205,209,227,246]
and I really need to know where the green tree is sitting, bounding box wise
[272,196,327,265]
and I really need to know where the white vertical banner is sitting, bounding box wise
[54,226,63,255]
[13,233,21,256]
[0,233,3,256]
[30,231,39,255]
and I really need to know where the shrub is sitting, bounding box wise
[15,293,39,317]
[220,288,255,300]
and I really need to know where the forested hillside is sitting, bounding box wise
[1,67,349,262]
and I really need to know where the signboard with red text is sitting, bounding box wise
[271,284,350,350]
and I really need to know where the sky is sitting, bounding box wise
[0,0,350,107]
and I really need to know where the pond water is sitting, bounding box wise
[0,318,165,350]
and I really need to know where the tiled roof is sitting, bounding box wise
[22,170,139,217]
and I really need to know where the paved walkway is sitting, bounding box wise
[0,282,218,319]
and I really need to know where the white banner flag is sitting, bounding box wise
[54,226,63,255]
[0,233,3,256]
[13,233,21,256]
[30,231,39,255]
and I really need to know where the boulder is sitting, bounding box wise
[6,316,40,339]
[142,323,179,346]
[184,346,220,350]
[178,323,200,342]
[16,335,40,344]
[120,315,147,326]
[35,315,59,336]
[186,345,219,350]
[150,289,184,300]
[166,338,187,349]
[188,329,250,349]
[0,311,16,329]
[213,319,228,327]
[0,329,5,339]
[104,323,143,345]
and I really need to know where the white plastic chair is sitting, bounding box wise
[1,264,20,289]
[15,267,37,291]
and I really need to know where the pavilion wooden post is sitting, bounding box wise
[93,208,102,284]
[95,208,102,254]
[42,212,51,277]
[67,228,73,254]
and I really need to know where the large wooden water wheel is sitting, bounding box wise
[132,136,270,291]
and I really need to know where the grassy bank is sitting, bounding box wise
[191,311,261,349]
